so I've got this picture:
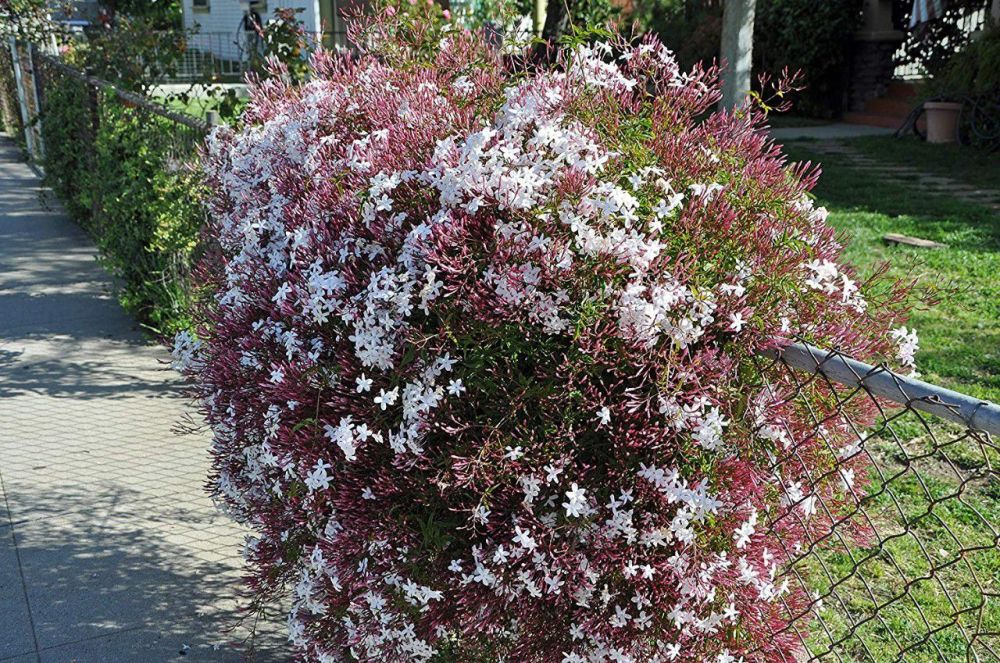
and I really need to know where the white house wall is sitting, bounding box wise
[181,0,321,61]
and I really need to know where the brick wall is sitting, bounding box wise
[848,38,900,112]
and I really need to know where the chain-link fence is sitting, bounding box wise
[30,48,211,164]
[1,39,210,164]
[754,342,999,662]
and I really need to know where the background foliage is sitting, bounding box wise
[891,0,993,78]
[39,72,204,335]
[0,44,24,144]
[753,0,863,118]
[626,0,863,117]
[930,22,1000,96]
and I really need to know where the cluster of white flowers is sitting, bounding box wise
[657,395,731,451]
[170,330,203,371]
[803,259,867,314]
[890,326,919,374]
[617,278,717,350]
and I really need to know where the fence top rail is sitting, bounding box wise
[765,341,1000,436]
[34,50,211,133]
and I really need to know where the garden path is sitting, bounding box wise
[770,124,1000,212]
[802,140,1000,212]
[0,136,288,662]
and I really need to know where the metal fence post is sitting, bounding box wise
[27,43,44,161]
[8,37,37,159]
[87,80,102,222]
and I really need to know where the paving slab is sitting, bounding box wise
[0,136,288,661]
[0,521,36,660]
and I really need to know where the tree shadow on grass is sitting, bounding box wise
[783,144,1000,253]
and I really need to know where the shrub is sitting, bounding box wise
[178,5,915,661]
[39,73,204,335]
[929,22,1000,96]
[36,71,92,219]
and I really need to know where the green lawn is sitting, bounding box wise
[784,139,1000,404]
[158,95,213,120]
[156,93,247,123]
[848,135,1000,193]
[781,138,1000,662]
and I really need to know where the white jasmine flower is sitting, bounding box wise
[374,387,399,410]
[890,326,919,372]
[513,526,537,551]
[545,463,563,484]
[304,459,332,492]
[563,483,587,518]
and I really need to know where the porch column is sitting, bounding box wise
[848,0,905,111]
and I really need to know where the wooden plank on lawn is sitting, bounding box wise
[883,233,947,249]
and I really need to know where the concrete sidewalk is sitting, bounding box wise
[0,137,287,662]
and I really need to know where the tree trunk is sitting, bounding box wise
[534,0,547,37]
[719,0,757,110]
[541,0,570,44]
[529,0,570,64]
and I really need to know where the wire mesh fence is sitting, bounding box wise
[32,50,210,163]
[754,342,999,662]
[0,39,210,164]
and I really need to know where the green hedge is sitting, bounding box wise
[40,72,205,336]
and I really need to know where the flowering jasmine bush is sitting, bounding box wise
[176,7,915,662]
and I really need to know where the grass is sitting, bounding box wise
[848,135,1000,193]
[155,94,247,122]
[785,139,1000,404]
[780,138,1000,662]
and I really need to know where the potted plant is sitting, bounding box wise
[923,99,964,143]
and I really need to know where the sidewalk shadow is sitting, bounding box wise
[3,481,290,662]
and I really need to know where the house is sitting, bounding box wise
[844,0,997,128]
[179,0,363,63]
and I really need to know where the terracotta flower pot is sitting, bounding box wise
[924,101,963,144]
